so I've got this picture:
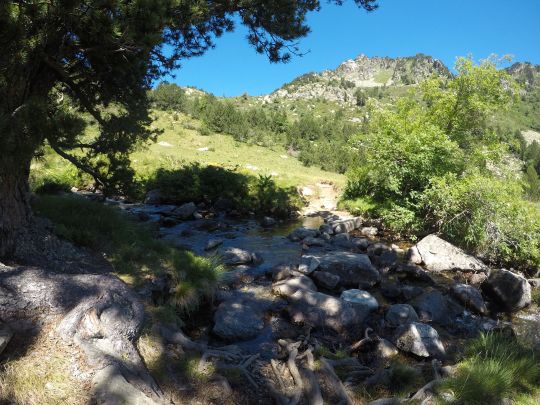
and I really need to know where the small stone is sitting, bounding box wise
[385,304,419,327]
[395,322,446,358]
[312,271,340,290]
[172,202,198,220]
[205,238,224,251]
[361,226,378,237]
[220,247,253,265]
[450,283,487,315]
[261,216,276,227]
[340,289,379,311]
[272,276,317,297]
[304,237,325,247]
[298,255,320,274]
[193,212,203,220]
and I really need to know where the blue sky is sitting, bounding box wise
[165,0,540,97]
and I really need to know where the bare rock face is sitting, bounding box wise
[483,269,532,312]
[286,290,369,333]
[413,234,487,272]
[395,322,446,358]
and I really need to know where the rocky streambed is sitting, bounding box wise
[110,198,540,403]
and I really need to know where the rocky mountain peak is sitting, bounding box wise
[506,62,540,89]
[265,53,451,105]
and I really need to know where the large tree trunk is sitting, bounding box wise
[0,158,32,258]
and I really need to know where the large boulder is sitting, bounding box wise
[413,234,487,272]
[316,252,380,288]
[482,269,531,312]
[287,290,369,333]
[213,300,264,341]
[450,283,487,315]
[395,322,446,358]
[385,304,419,328]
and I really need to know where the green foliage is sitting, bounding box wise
[32,195,223,313]
[145,163,300,218]
[344,57,539,269]
[440,332,540,404]
[149,83,187,111]
[423,172,540,269]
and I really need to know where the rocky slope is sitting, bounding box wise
[506,61,540,89]
[263,53,451,104]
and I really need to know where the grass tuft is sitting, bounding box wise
[33,195,223,314]
[440,332,540,404]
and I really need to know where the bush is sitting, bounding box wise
[145,163,300,218]
[423,172,540,270]
[440,332,540,404]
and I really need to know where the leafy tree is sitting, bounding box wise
[149,82,187,111]
[0,0,378,257]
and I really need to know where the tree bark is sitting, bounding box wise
[0,158,32,258]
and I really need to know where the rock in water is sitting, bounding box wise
[413,234,487,272]
[316,252,380,288]
[332,217,362,234]
[287,290,369,333]
[213,300,264,341]
[411,291,463,326]
[172,202,197,220]
[288,227,318,242]
[450,283,487,314]
[395,322,446,358]
[483,269,531,312]
[385,304,419,328]
[205,238,224,251]
[340,289,379,311]
[220,247,254,265]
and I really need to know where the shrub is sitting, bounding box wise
[145,164,300,218]
[423,172,540,270]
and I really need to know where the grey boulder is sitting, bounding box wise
[450,283,487,315]
[312,271,340,290]
[172,202,198,220]
[385,304,419,328]
[213,300,264,341]
[413,234,487,272]
[0,322,13,356]
[483,269,531,312]
[220,247,254,265]
[272,276,317,297]
[287,290,369,333]
[340,289,379,312]
[395,322,446,358]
